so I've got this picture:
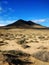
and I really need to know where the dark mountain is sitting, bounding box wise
[5,19,46,29]
[6,19,36,26]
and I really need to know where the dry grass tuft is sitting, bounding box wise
[33,50,49,62]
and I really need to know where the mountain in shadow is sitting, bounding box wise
[0,19,49,29]
[5,19,46,29]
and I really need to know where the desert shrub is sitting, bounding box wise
[3,33,15,40]
[32,50,49,62]
[37,46,47,49]
[22,34,24,37]
[16,51,30,57]
[17,38,26,45]
[15,34,25,39]
[34,40,39,43]
[1,50,32,65]
[29,39,39,43]
[0,50,1,52]
[0,42,8,46]
[22,45,30,49]
[0,40,4,43]
[3,54,32,65]
[2,50,30,57]
[2,50,31,63]
[0,33,4,37]
[3,50,17,55]
[38,36,45,40]
[33,40,39,43]
[0,38,8,46]
[29,40,34,43]
[0,38,4,43]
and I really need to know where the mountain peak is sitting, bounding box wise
[17,19,25,22]
[6,19,46,29]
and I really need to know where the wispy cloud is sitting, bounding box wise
[0,24,5,26]
[0,0,14,14]
[5,20,16,24]
[3,1,8,4]
[0,7,3,13]
[0,1,8,13]
[32,19,46,23]
[0,8,13,14]
[0,20,16,26]
[0,6,5,14]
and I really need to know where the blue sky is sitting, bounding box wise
[0,0,49,27]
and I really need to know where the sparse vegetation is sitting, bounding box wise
[0,39,8,46]
[33,50,49,62]
[37,46,48,49]
[0,50,32,65]
[22,45,31,49]
[17,38,26,44]
[0,28,49,65]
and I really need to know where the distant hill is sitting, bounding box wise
[0,19,49,29]
[5,19,46,29]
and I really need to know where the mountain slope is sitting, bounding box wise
[5,19,46,29]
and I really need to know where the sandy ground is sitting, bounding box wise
[0,29,49,65]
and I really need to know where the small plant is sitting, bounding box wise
[33,50,49,62]
[37,46,47,49]
[0,38,4,43]
[0,33,4,37]
[22,45,30,49]
[17,38,26,45]
[4,33,15,40]
[0,39,8,46]
[38,36,45,40]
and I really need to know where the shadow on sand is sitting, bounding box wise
[3,54,33,65]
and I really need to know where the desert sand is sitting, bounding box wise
[0,28,49,65]
[0,20,49,65]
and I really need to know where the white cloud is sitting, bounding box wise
[0,20,17,26]
[0,7,2,11]
[0,24,5,26]
[0,1,8,13]
[0,6,4,13]
[32,19,46,23]
[6,20,16,24]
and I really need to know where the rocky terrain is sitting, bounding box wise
[0,20,49,65]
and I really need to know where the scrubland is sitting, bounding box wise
[0,29,49,65]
